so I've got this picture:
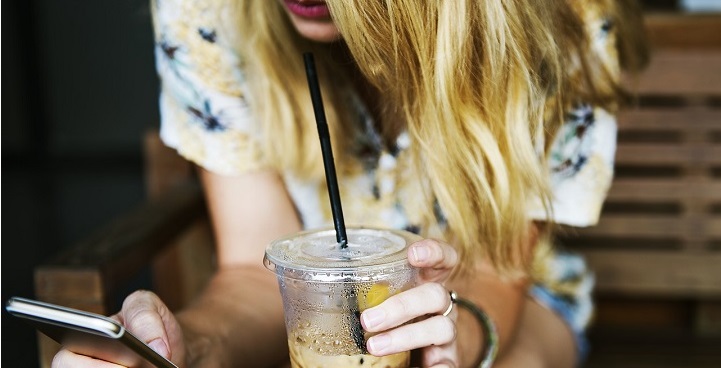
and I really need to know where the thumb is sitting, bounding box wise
[116,290,172,359]
[408,239,459,282]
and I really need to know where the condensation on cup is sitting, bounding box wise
[264,227,420,368]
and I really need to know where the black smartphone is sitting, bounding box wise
[5,297,178,368]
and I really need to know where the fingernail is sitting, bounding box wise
[412,244,430,262]
[362,308,386,330]
[148,339,169,358]
[368,334,392,354]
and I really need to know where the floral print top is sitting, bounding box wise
[152,0,620,337]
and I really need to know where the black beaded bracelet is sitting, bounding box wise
[452,293,499,368]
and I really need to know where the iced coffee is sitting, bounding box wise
[264,227,419,368]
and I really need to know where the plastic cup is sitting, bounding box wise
[264,227,420,368]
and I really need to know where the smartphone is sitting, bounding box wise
[5,297,178,368]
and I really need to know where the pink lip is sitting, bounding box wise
[283,0,331,20]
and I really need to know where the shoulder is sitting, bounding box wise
[153,0,246,95]
[153,0,248,117]
[153,0,265,175]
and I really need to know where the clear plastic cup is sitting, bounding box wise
[264,227,420,368]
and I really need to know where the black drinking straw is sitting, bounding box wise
[303,52,349,249]
[303,53,366,353]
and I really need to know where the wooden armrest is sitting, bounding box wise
[34,181,206,314]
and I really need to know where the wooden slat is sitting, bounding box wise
[606,180,721,201]
[576,216,721,240]
[628,50,721,95]
[615,144,721,165]
[707,219,721,238]
[644,13,721,50]
[582,250,721,297]
[618,109,721,131]
[575,216,686,238]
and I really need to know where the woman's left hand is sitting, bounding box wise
[361,238,460,367]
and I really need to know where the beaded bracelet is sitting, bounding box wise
[451,292,499,368]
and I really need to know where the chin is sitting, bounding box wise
[290,18,342,43]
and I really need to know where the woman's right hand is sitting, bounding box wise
[361,239,461,367]
[51,290,186,368]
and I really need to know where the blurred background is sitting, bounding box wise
[2,0,719,367]
[3,0,158,366]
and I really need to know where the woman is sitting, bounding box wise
[53,0,647,367]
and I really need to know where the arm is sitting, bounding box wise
[177,167,301,367]
[448,222,540,366]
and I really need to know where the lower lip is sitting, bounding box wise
[283,0,331,19]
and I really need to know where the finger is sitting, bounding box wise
[407,239,459,282]
[52,349,126,368]
[362,282,453,332]
[117,290,171,359]
[424,343,459,368]
[366,315,456,356]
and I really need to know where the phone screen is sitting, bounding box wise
[6,297,178,368]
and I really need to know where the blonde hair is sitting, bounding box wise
[236,0,645,273]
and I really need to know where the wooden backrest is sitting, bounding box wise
[562,13,721,302]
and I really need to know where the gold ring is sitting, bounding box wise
[442,290,458,317]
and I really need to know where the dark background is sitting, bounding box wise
[0,0,685,367]
[3,0,158,366]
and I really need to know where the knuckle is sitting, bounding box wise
[128,308,162,330]
[424,283,449,310]
[391,291,415,316]
[122,290,166,323]
[393,326,416,350]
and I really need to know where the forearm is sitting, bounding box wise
[177,168,300,367]
[448,222,540,367]
[177,265,288,368]
[447,268,528,367]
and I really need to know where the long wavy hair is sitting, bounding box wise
[235,0,647,273]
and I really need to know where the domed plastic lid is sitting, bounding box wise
[264,227,420,283]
